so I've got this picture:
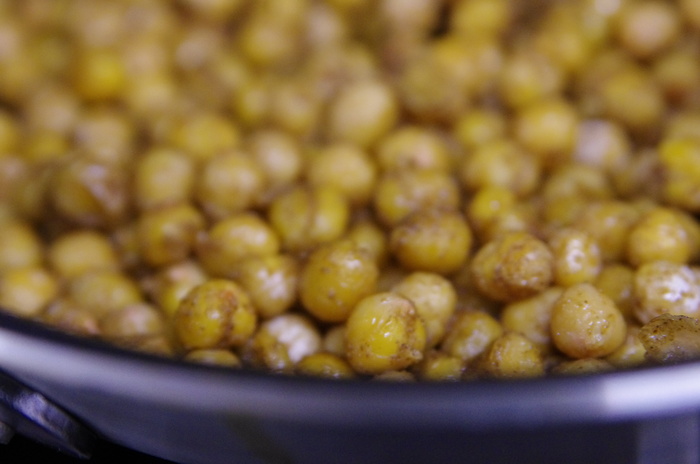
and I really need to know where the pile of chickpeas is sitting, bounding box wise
[2,0,700,381]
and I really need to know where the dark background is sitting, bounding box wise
[0,434,175,464]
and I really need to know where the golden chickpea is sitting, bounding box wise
[184,349,242,368]
[551,283,627,359]
[196,213,280,278]
[389,211,472,276]
[627,207,693,266]
[0,109,20,154]
[99,303,165,339]
[68,270,144,317]
[0,220,43,272]
[174,279,257,350]
[615,1,681,59]
[306,143,377,207]
[257,313,322,364]
[50,158,129,229]
[376,126,452,173]
[653,46,700,104]
[344,219,389,267]
[133,148,195,212]
[459,139,541,197]
[501,287,564,352]
[466,187,534,242]
[137,204,205,268]
[296,352,356,379]
[326,79,399,149]
[497,48,564,109]
[195,151,266,220]
[0,266,59,317]
[373,169,461,227]
[658,138,700,212]
[246,129,303,199]
[321,325,345,358]
[235,254,299,319]
[73,108,136,166]
[477,332,545,379]
[299,239,378,323]
[573,119,631,173]
[48,230,120,279]
[573,201,641,262]
[42,299,100,336]
[605,325,646,368]
[168,111,240,162]
[391,272,457,348]
[71,48,126,101]
[268,185,350,252]
[548,228,602,287]
[143,260,208,318]
[441,310,503,363]
[450,0,510,39]
[345,292,426,375]
[638,313,700,364]
[594,264,636,320]
[633,261,700,324]
[451,109,507,152]
[471,231,554,303]
[414,351,463,382]
[514,98,579,168]
[600,66,665,134]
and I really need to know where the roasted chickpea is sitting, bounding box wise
[441,310,503,364]
[345,292,427,375]
[634,261,700,324]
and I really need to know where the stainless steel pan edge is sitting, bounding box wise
[2,311,700,464]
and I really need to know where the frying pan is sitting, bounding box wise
[1,310,700,464]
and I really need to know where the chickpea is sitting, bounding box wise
[0,266,59,317]
[471,231,554,302]
[195,151,266,220]
[552,358,614,376]
[99,303,165,339]
[615,1,681,59]
[246,129,303,200]
[196,213,280,278]
[184,349,242,368]
[268,185,350,252]
[459,139,541,197]
[414,351,463,382]
[633,261,700,324]
[373,169,461,227]
[639,313,700,364]
[68,269,144,317]
[137,204,205,268]
[606,325,646,368]
[594,264,636,320]
[142,260,209,317]
[441,310,503,364]
[0,220,43,272]
[167,111,240,162]
[306,143,377,207]
[376,126,452,173]
[345,292,427,375]
[41,299,100,336]
[296,352,356,379]
[451,109,507,152]
[174,279,257,350]
[476,332,545,379]
[325,79,399,149]
[626,207,693,266]
[47,230,120,280]
[133,148,195,212]
[234,254,299,320]
[551,283,627,359]
[299,239,378,323]
[548,228,602,287]
[501,287,564,352]
[392,272,457,348]
[248,313,322,368]
[659,138,700,212]
[389,210,472,276]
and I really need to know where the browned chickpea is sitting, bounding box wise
[548,228,602,287]
[133,148,195,212]
[373,169,461,227]
[345,292,427,375]
[68,269,144,318]
[626,207,693,266]
[389,211,472,276]
[551,283,627,359]
[137,204,205,268]
[459,139,541,197]
[268,185,350,252]
[48,230,120,279]
[174,279,257,350]
[195,213,280,278]
[296,352,356,379]
[501,287,564,352]
[476,332,545,379]
[376,126,452,173]
[471,231,554,303]
[634,261,700,324]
